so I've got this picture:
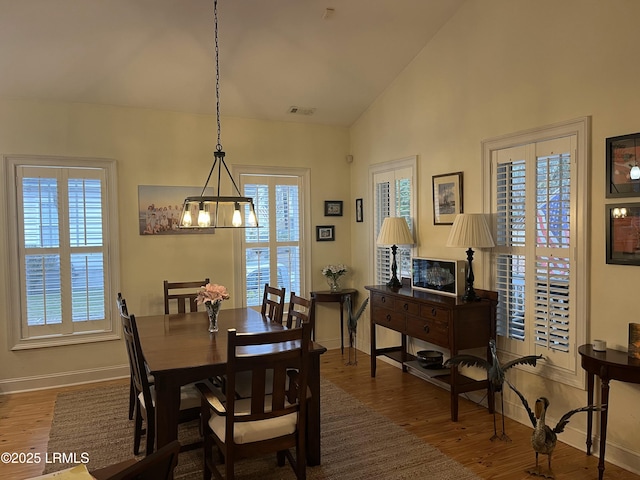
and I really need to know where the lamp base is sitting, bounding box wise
[386,276,402,291]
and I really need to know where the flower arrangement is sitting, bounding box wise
[196,283,230,305]
[196,283,229,333]
[322,264,348,292]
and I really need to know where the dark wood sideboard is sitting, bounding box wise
[365,284,497,421]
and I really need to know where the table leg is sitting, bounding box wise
[586,371,595,455]
[370,322,377,378]
[154,378,181,450]
[307,353,322,466]
[450,365,459,422]
[339,297,345,355]
[598,374,610,480]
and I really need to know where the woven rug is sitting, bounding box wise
[44,378,480,479]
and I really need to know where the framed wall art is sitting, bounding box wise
[138,185,213,235]
[355,198,363,222]
[606,132,640,198]
[324,200,343,216]
[316,225,335,241]
[606,203,640,265]
[432,171,463,225]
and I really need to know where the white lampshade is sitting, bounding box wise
[377,217,414,246]
[446,214,495,248]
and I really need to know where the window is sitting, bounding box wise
[370,157,417,284]
[482,117,589,387]
[237,168,310,307]
[4,155,120,349]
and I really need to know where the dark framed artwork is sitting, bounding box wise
[432,171,463,225]
[324,200,343,216]
[138,185,213,235]
[316,225,335,241]
[606,132,640,198]
[606,203,640,265]
[355,198,363,222]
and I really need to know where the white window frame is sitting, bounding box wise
[369,156,417,285]
[4,155,120,350]
[233,166,311,305]
[482,117,590,388]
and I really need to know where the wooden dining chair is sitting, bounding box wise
[196,322,312,480]
[117,292,137,421]
[163,278,210,314]
[286,293,316,338]
[122,310,201,455]
[91,440,181,480]
[261,283,286,324]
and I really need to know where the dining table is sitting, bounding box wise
[135,307,327,465]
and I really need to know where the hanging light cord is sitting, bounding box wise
[199,0,242,198]
[214,0,222,152]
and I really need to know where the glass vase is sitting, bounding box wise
[326,276,341,292]
[205,301,220,333]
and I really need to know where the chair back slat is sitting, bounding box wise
[286,293,316,337]
[163,278,210,314]
[261,283,286,324]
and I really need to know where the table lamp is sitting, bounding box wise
[446,213,495,301]
[376,217,414,290]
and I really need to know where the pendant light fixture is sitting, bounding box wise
[179,0,258,229]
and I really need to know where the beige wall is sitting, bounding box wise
[349,0,640,473]
[0,98,350,390]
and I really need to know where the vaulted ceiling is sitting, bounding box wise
[0,0,464,127]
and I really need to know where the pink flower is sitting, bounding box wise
[196,283,230,305]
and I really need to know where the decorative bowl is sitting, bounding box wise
[416,350,444,369]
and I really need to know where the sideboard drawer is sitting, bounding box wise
[406,315,449,347]
[371,292,393,308]
[371,307,406,331]
[393,298,420,316]
[420,304,450,322]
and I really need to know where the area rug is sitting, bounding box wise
[44,378,480,479]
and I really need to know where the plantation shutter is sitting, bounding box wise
[532,138,573,365]
[243,175,302,307]
[373,166,414,285]
[18,165,109,338]
[491,136,575,369]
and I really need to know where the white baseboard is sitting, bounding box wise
[0,364,129,394]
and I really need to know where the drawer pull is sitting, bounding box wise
[403,303,409,311]
[381,296,387,303]
[423,325,430,333]
[386,314,392,322]
[431,308,437,317]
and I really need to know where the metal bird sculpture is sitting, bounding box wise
[508,382,606,479]
[345,296,369,366]
[443,339,543,441]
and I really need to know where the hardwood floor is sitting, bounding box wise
[1,349,638,479]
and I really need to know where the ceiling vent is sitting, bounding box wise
[288,106,316,116]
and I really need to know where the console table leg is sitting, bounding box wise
[370,323,377,378]
[586,372,594,456]
[598,375,610,480]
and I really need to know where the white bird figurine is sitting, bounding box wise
[444,339,543,441]
[508,382,606,479]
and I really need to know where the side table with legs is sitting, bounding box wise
[311,289,357,354]
[578,344,640,480]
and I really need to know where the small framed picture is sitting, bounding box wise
[316,225,335,241]
[355,198,363,222]
[432,171,463,225]
[606,132,640,197]
[606,203,640,265]
[324,200,343,216]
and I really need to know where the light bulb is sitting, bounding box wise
[198,203,210,227]
[631,164,640,180]
[248,208,257,227]
[232,202,242,227]
[182,210,192,227]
